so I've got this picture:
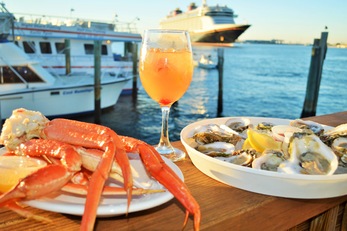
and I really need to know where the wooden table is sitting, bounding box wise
[1,111,347,231]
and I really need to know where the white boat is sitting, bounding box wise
[0,14,130,119]
[198,55,217,69]
[160,0,250,44]
[0,3,141,95]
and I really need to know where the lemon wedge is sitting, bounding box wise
[246,128,282,153]
[0,156,47,193]
[242,138,253,150]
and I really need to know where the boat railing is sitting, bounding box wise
[12,12,139,34]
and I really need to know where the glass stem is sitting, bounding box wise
[157,106,174,154]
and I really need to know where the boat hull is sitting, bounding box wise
[0,79,129,119]
[191,25,250,44]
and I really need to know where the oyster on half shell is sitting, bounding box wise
[252,149,286,172]
[290,119,324,136]
[196,141,235,157]
[192,124,242,145]
[225,117,251,133]
[278,132,338,175]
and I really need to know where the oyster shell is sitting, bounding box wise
[331,137,347,157]
[225,118,251,133]
[279,132,338,175]
[227,149,256,166]
[290,119,324,136]
[330,137,347,174]
[324,123,347,137]
[321,123,347,146]
[256,122,275,132]
[252,149,286,172]
[192,124,242,145]
[196,141,235,157]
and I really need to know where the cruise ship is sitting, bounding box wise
[160,1,250,44]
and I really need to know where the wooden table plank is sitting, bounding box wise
[0,111,346,230]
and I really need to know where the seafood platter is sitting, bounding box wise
[181,117,347,199]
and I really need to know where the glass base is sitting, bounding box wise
[155,146,186,162]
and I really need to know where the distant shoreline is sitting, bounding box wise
[238,40,346,48]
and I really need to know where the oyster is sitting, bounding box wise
[225,118,250,133]
[331,137,347,157]
[252,149,286,172]
[290,119,324,136]
[321,123,347,146]
[192,124,242,145]
[279,132,338,175]
[324,123,347,138]
[330,137,347,174]
[196,141,235,157]
[227,149,256,166]
[256,122,275,132]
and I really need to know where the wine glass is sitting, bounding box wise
[139,29,193,162]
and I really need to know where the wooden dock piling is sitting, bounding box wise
[132,42,138,98]
[64,39,71,75]
[301,32,328,118]
[94,40,102,124]
[217,48,224,116]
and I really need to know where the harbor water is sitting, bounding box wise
[75,43,347,144]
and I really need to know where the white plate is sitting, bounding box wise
[181,117,347,199]
[0,148,183,217]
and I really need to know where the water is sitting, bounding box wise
[76,44,347,144]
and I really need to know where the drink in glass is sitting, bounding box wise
[139,29,193,161]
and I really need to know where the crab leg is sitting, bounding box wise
[5,201,52,223]
[0,139,81,207]
[121,136,201,231]
[43,119,129,230]
[62,183,165,196]
[0,165,72,206]
[46,119,133,205]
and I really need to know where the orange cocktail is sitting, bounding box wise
[139,29,193,161]
[139,48,193,107]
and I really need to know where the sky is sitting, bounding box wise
[3,0,347,44]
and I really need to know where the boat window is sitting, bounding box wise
[84,44,108,55]
[0,66,44,84]
[55,42,65,54]
[39,42,52,54]
[23,41,36,54]
[84,44,94,54]
[102,45,108,55]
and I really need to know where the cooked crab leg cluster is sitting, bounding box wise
[0,108,201,231]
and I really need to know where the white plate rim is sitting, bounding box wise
[0,148,183,217]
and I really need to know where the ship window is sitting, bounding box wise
[84,44,108,55]
[23,41,36,53]
[55,42,65,54]
[39,42,52,54]
[0,66,44,84]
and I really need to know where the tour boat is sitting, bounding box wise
[0,11,131,119]
[160,0,250,44]
[0,3,141,95]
